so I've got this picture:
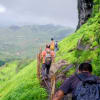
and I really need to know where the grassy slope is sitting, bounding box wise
[0,25,74,61]
[0,0,100,100]
[56,0,100,76]
[56,14,100,75]
[57,14,100,60]
[0,61,47,100]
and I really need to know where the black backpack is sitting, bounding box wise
[74,73,100,100]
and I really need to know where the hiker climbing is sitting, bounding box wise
[41,44,55,79]
[55,41,59,51]
[53,63,100,100]
[50,38,55,51]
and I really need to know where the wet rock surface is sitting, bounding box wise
[77,0,93,29]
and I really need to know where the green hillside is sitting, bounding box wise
[0,0,100,100]
[0,24,74,62]
[56,13,100,76]
[0,61,47,100]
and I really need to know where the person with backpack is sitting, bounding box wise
[50,38,55,51]
[41,44,55,79]
[55,41,59,51]
[53,63,100,100]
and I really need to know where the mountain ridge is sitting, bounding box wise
[0,0,100,100]
[0,24,74,62]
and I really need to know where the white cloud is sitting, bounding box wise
[0,0,78,28]
[0,4,6,13]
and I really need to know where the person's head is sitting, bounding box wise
[78,63,92,73]
[51,38,54,41]
[46,44,50,48]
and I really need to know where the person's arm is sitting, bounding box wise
[41,51,46,64]
[53,90,64,100]
[53,75,74,100]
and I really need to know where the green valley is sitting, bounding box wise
[0,24,74,63]
[0,0,100,100]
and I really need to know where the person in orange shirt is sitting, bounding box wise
[41,44,55,79]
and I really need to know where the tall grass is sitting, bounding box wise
[0,61,47,100]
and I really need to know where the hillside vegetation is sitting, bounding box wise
[0,0,100,100]
[56,0,100,76]
[0,24,74,62]
[0,61,47,100]
[56,13,100,76]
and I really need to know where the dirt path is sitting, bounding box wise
[40,60,74,100]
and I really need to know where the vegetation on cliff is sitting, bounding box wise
[0,0,100,100]
[0,61,47,100]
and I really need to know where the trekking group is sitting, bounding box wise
[40,38,100,100]
[41,38,58,79]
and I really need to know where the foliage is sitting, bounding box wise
[0,61,47,100]
[0,25,74,61]
[92,0,100,16]
[0,60,5,67]
[56,13,100,76]
[56,80,62,89]
[0,1,100,100]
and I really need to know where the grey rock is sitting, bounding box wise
[85,44,91,50]
[77,38,85,50]
[63,64,74,73]
[77,0,93,29]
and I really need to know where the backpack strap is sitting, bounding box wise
[75,72,87,82]
[75,72,81,81]
[75,72,98,84]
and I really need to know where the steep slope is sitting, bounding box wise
[55,0,100,87]
[0,61,47,100]
[0,0,100,100]
[0,24,74,61]
[56,15,100,76]
[1,14,100,100]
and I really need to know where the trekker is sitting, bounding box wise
[50,38,55,51]
[41,44,55,79]
[53,63,100,100]
[55,41,59,51]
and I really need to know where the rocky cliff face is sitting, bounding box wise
[77,0,93,29]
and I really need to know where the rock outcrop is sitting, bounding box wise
[49,60,68,76]
[77,0,93,29]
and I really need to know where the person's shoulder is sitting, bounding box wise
[51,50,55,55]
[69,74,77,80]
[65,74,77,82]
[42,50,46,55]
[42,50,46,53]
[61,74,77,85]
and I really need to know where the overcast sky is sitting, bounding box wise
[0,0,78,28]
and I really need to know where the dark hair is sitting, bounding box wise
[79,63,92,72]
[51,38,54,41]
[46,44,50,48]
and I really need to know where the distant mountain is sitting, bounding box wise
[9,25,20,31]
[0,24,74,61]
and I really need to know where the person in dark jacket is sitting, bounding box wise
[53,63,99,100]
[55,41,59,51]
